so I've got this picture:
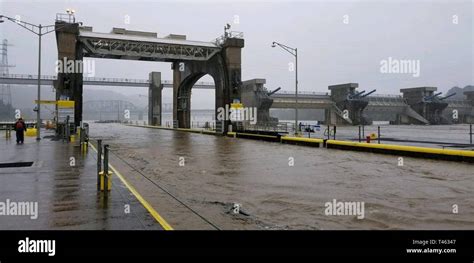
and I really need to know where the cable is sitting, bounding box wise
[107,148,221,230]
[108,149,221,230]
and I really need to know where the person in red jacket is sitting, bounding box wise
[14,118,27,144]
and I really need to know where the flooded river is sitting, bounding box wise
[88,123,474,230]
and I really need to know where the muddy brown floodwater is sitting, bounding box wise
[89,123,474,230]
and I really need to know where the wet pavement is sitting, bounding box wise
[0,129,162,230]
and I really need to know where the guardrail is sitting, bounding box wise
[56,13,75,23]
[273,90,329,96]
[0,73,57,80]
[242,121,294,133]
[369,94,403,98]
[214,31,244,46]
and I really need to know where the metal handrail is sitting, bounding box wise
[214,31,244,46]
[243,121,293,133]
[56,13,75,23]
[274,90,328,95]
[369,94,403,98]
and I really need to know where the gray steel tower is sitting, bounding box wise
[0,39,13,107]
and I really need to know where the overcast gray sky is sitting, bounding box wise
[0,0,472,108]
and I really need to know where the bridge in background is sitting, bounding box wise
[0,73,215,89]
[2,73,473,125]
[82,100,214,122]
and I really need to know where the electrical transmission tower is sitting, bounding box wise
[0,39,14,107]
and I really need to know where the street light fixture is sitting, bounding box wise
[272,41,299,134]
[0,14,75,140]
[66,9,76,23]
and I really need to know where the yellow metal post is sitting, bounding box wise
[99,171,113,191]
[5,127,11,139]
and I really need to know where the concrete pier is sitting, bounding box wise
[148,72,163,126]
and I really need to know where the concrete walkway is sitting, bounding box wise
[0,129,162,230]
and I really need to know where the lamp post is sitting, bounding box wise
[272,41,299,134]
[0,14,74,140]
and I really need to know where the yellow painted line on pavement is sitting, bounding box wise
[89,142,174,230]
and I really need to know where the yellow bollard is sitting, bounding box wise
[81,142,88,154]
[370,133,378,140]
[25,128,37,137]
[70,134,76,143]
[99,171,113,191]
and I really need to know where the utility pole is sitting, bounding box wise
[272,41,299,134]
